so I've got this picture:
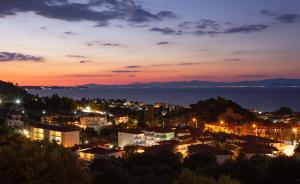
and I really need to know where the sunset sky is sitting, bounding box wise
[0,0,300,86]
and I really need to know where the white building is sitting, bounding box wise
[118,130,145,148]
[143,127,175,146]
[6,114,24,128]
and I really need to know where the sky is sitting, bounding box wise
[0,0,300,86]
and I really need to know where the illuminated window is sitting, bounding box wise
[50,131,62,144]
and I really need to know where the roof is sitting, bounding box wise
[144,144,175,154]
[144,126,174,133]
[241,135,281,144]
[71,140,110,151]
[188,144,232,155]
[119,129,143,134]
[80,147,121,155]
[240,143,278,154]
[30,123,79,132]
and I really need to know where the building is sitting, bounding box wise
[114,115,129,124]
[188,144,233,164]
[6,114,24,128]
[79,113,108,131]
[78,147,123,161]
[118,129,145,148]
[143,127,175,146]
[29,123,80,147]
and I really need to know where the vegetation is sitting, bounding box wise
[0,132,89,184]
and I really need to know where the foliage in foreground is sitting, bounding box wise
[0,133,89,184]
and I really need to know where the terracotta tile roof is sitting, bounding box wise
[188,144,232,155]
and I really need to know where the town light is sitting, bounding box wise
[252,124,257,128]
[192,118,198,128]
[42,110,46,114]
[293,128,297,133]
[15,99,21,104]
[220,120,224,125]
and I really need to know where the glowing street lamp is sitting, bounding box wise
[15,99,21,105]
[192,118,198,128]
[220,120,225,126]
[252,124,258,136]
[293,128,297,140]
[42,110,46,115]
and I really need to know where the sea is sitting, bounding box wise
[28,87,300,112]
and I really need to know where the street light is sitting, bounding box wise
[15,99,21,105]
[220,120,225,126]
[161,110,167,126]
[293,128,297,140]
[252,124,258,136]
[192,118,198,128]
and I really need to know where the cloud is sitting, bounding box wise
[63,31,77,35]
[79,60,92,64]
[276,14,299,23]
[86,41,125,47]
[260,9,299,23]
[0,0,175,25]
[150,27,182,35]
[236,74,282,78]
[157,11,176,19]
[156,41,170,45]
[102,43,125,47]
[67,55,87,58]
[0,52,44,62]
[225,58,243,62]
[63,74,113,78]
[179,62,208,66]
[224,24,269,34]
[125,65,143,68]
[111,70,142,73]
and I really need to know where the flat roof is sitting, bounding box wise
[30,123,79,132]
[119,129,143,134]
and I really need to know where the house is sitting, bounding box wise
[6,114,24,128]
[188,144,233,164]
[79,113,108,131]
[118,129,145,148]
[78,147,123,161]
[29,123,80,147]
[114,115,129,124]
[239,143,278,159]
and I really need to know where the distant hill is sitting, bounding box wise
[80,78,300,89]
[22,78,300,89]
[0,80,28,100]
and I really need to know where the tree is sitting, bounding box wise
[275,106,293,116]
[174,169,240,184]
[0,134,89,184]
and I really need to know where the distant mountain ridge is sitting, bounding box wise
[80,78,300,89]
[23,78,300,89]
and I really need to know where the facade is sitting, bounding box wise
[6,114,24,128]
[29,124,80,147]
[114,116,129,125]
[78,147,123,161]
[143,127,175,146]
[79,113,108,131]
[118,130,145,148]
